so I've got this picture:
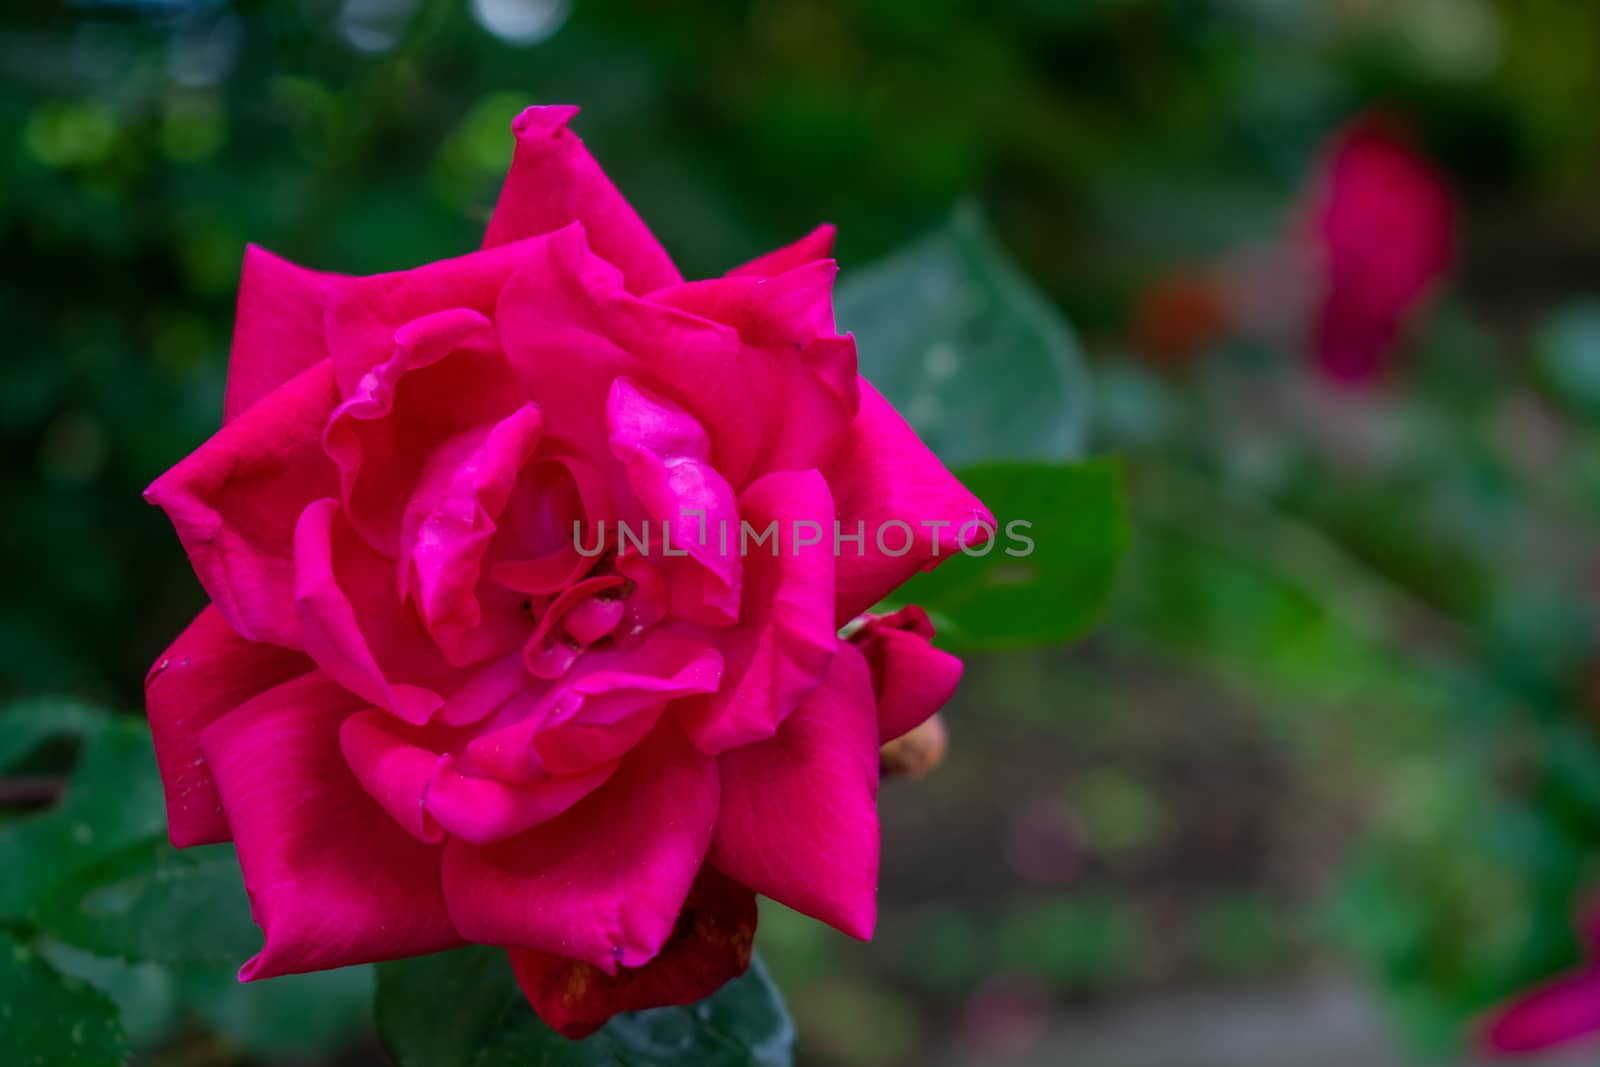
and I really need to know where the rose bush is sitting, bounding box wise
[143,105,988,1037]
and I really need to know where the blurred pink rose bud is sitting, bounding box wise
[1302,114,1455,385]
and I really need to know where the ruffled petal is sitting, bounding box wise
[826,380,993,622]
[424,756,617,845]
[483,105,681,294]
[711,640,880,940]
[199,672,461,980]
[675,470,837,755]
[849,606,964,742]
[493,223,736,463]
[533,634,723,777]
[337,709,449,843]
[144,607,315,847]
[145,360,340,648]
[399,404,544,665]
[655,259,840,349]
[336,703,616,846]
[644,261,859,488]
[490,451,615,599]
[442,719,718,973]
[508,865,756,1038]
[293,498,447,724]
[607,377,741,622]
[323,237,547,396]
[470,632,723,783]
[323,307,527,554]
[223,245,339,424]
[724,224,835,279]
[435,652,528,727]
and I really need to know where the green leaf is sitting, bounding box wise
[32,838,260,967]
[575,954,794,1067]
[376,945,522,1067]
[895,459,1128,649]
[378,946,794,1067]
[180,963,374,1060]
[837,203,1090,467]
[35,942,179,1050]
[0,699,105,772]
[0,932,125,1067]
[1535,301,1600,424]
[0,712,165,920]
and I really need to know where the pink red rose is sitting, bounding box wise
[1303,116,1455,385]
[145,104,987,1035]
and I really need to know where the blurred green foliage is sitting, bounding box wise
[0,700,377,1065]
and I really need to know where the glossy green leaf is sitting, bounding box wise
[0,932,124,1067]
[837,203,1090,467]
[378,946,794,1067]
[1535,302,1600,424]
[180,962,374,1060]
[0,699,105,772]
[895,459,1128,649]
[36,941,179,1050]
[32,838,260,967]
[376,945,523,1067]
[0,710,165,920]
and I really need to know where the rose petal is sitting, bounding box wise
[324,236,549,396]
[336,680,620,849]
[827,379,993,622]
[435,652,529,727]
[337,709,449,843]
[472,631,723,782]
[424,755,617,845]
[144,607,315,847]
[199,672,461,980]
[145,360,340,648]
[724,224,836,279]
[607,377,741,622]
[323,307,526,554]
[644,262,860,488]
[398,404,544,665]
[534,634,724,776]
[442,719,718,972]
[508,865,756,1038]
[483,105,682,295]
[490,452,615,598]
[849,605,964,742]
[293,498,446,724]
[224,245,339,424]
[493,224,737,464]
[711,640,880,940]
[654,259,840,350]
[675,469,837,755]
